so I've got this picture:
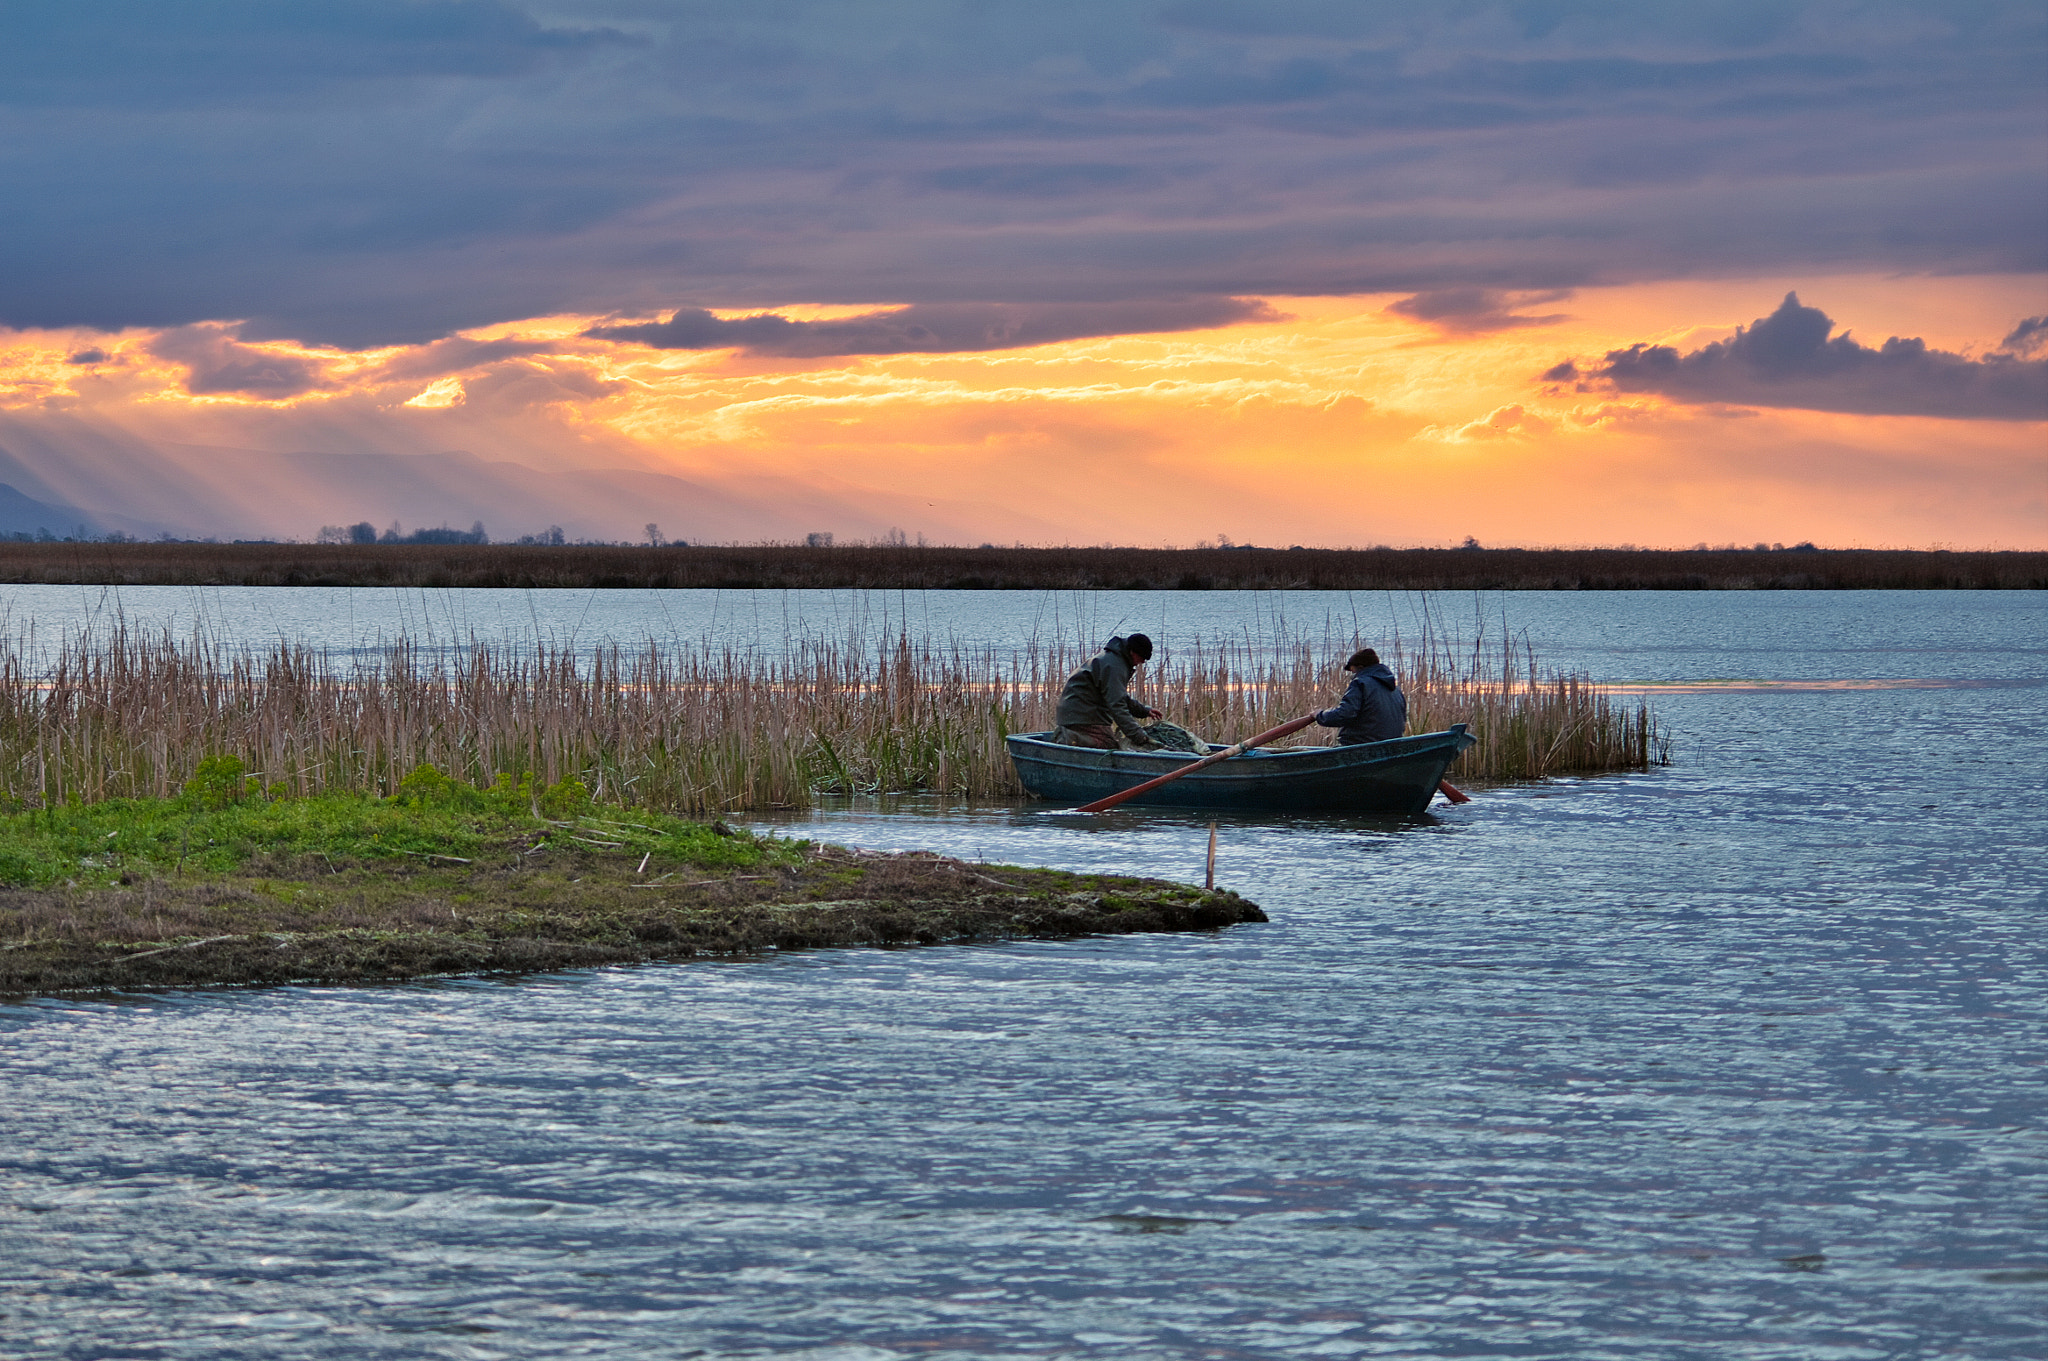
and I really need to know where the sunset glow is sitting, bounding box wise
[0,4,2040,547]
[1,274,2039,548]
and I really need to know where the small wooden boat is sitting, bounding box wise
[1007,725,1475,815]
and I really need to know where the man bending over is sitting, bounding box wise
[1052,634,1162,749]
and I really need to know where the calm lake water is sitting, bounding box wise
[3,589,2044,1359]
[8,581,2035,684]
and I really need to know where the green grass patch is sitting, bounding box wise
[0,759,793,890]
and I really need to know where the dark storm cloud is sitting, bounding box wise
[148,326,331,398]
[1579,294,2048,421]
[0,0,631,105]
[587,299,1281,356]
[1,2,2042,350]
[1386,288,1569,333]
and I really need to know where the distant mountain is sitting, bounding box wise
[0,481,108,538]
[0,421,1065,545]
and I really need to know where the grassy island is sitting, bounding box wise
[0,766,1263,996]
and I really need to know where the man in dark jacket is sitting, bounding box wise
[1052,634,1162,748]
[1312,647,1406,744]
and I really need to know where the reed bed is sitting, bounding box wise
[0,623,1664,814]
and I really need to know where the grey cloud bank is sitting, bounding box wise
[1386,288,1570,333]
[1,1,2043,348]
[1573,293,2048,420]
[2003,316,2048,356]
[585,299,1280,356]
[148,325,334,398]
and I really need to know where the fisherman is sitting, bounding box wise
[1052,634,1162,749]
[1312,647,1407,744]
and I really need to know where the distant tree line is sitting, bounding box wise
[306,521,691,547]
[1,543,2040,590]
[0,527,105,544]
[0,530,301,545]
[0,521,690,547]
[0,528,252,545]
[313,520,491,546]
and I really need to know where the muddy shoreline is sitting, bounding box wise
[0,842,1265,997]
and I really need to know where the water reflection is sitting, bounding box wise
[2,594,2045,1358]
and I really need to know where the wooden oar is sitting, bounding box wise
[1438,780,1471,804]
[1074,714,1318,813]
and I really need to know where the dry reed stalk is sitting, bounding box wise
[0,620,1663,813]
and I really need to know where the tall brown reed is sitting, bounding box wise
[0,621,1663,813]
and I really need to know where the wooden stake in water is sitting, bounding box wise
[1205,822,1218,890]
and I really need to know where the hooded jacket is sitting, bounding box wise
[1055,636,1153,744]
[1314,663,1406,744]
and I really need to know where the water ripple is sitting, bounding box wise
[4,595,2046,1357]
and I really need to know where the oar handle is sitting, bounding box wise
[1075,714,1319,813]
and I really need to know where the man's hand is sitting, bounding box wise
[1145,706,1163,720]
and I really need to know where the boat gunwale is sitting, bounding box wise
[1004,726,1471,775]
[1004,726,1472,813]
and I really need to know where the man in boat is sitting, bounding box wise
[1052,634,1163,749]
[1312,647,1407,744]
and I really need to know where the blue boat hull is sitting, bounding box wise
[1007,726,1476,815]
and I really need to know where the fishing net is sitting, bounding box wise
[1142,719,1206,752]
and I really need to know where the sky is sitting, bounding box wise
[0,0,2042,547]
